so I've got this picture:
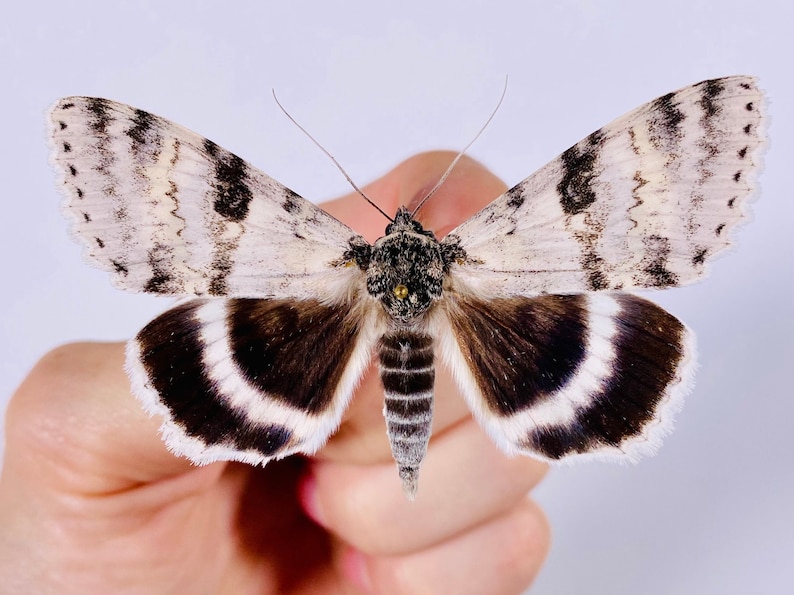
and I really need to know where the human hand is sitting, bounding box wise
[0,152,550,594]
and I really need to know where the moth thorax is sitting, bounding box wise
[366,230,445,322]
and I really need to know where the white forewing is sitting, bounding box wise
[49,97,362,301]
[446,76,766,297]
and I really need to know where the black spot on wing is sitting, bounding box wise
[143,246,178,294]
[136,301,293,456]
[111,259,128,275]
[557,130,605,215]
[504,185,525,209]
[282,189,302,214]
[204,139,253,221]
[76,98,118,197]
[208,251,233,296]
[144,272,175,294]
[522,294,686,459]
[639,235,678,287]
[227,299,362,414]
[649,92,685,149]
[126,108,160,156]
[86,98,112,134]
[693,79,729,185]
[449,294,588,415]
[691,247,708,266]
[698,79,725,120]
[113,206,128,222]
[204,138,219,156]
[582,252,609,290]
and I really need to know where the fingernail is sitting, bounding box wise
[342,547,373,593]
[297,469,324,524]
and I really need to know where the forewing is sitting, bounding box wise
[127,297,381,464]
[435,292,695,462]
[445,76,766,296]
[49,97,363,300]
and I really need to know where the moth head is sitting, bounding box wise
[366,210,445,322]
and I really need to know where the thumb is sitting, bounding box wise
[3,343,219,499]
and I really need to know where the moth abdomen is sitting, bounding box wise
[378,331,435,499]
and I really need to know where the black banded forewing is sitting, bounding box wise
[49,96,363,301]
[439,292,695,462]
[445,76,766,297]
[52,75,764,498]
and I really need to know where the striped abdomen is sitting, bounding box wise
[377,331,435,499]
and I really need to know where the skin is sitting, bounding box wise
[0,152,550,594]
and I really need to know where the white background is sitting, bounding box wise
[1,2,792,593]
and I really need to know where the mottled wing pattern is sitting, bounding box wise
[436,293,695,462]
[49,97,381,466]
[436,75,765,464]
[49,97,363,301]
[127,297,381,464]
[445,76,766,296]
[49,78,766,487]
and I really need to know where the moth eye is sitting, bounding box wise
[393,284,409,300]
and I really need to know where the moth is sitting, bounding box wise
[49,76,765,498]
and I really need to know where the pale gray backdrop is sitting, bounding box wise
[1,2,792,593]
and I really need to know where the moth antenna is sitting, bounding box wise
[272,90,393,222]
[411,76,508,217]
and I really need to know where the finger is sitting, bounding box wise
[321,150,507,243]
[318,151,509,466]
[2,343,221,497]
[302,419,547,556]
[343,498,550,595]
